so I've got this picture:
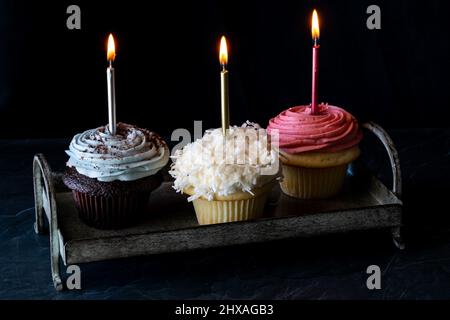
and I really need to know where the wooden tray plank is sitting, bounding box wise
[57,177,402,265]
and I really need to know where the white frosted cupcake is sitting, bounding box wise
[63,123,169,229]
[170,122,280,225]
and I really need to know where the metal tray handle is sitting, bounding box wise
[362,122,404,250]
[33,154,63,290]
[362,122,402,199]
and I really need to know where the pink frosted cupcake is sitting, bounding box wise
[268,103,363,199]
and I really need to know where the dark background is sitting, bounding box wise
[0,0,449,138]
[1,0,450,300]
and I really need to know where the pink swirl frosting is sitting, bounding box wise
[267,104,363,154]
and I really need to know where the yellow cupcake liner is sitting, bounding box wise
[280,163,348,199]
[192,194,268,225]
[185,182,275,225]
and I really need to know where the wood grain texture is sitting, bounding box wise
[54,177,402,264]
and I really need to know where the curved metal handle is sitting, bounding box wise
[33,154,57,233]
[33,154,63,290]
[362,122,402,199]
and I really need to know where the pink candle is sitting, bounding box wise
[311,10,320,115]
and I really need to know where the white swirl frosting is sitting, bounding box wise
[169,122,280,201]
[66,123,169,182]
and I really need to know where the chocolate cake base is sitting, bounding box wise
[63,168,163,229]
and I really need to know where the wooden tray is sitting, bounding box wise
[33,122,403,291]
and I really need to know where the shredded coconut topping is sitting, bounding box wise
[170,122,280,201]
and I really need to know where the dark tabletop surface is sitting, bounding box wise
[1,128,450,299]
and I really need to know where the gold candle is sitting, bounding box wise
[219,36,230,136]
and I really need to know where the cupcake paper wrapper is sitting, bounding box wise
[72,190,150,229]
[280,164,348,199]
[192,192,269,225]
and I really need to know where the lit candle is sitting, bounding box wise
[219,36,230,135]
[106,34,117,135]
[311,10,320,115]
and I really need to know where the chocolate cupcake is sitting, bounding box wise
[63,123,169,229]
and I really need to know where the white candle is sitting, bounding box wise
[106,34,117,135]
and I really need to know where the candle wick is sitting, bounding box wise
[313,38,320,47]
[221,64,226,72]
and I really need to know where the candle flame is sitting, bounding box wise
[219,36,228,66]
[107,34,116,62]
[312,10,320,40]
